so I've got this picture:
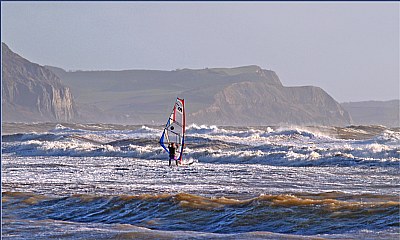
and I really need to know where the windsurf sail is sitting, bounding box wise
[160,97,186,164]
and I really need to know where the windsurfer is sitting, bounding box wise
[168,143,178,166]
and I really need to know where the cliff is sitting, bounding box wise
[2,43,77,122]
[192,82,351,126]
[47,64,351,126]
[3,43,351,126]
[341,100,399,127]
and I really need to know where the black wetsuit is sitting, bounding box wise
[168,145,177,166]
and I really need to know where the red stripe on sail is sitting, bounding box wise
[179,98,185,163]
[173,104,176,122]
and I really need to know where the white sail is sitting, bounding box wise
[160,97,186,163]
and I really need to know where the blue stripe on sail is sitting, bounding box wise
[160,118,171,154]
[159,131,169,154]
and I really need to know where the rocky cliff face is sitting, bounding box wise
[190,81,351,126]
[45,63,351,126]
[2,43,77,122]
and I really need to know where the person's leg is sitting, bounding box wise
[169,157,172,166]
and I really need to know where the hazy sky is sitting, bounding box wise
[2,2,399,102]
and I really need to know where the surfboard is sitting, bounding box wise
[160,97,188,165]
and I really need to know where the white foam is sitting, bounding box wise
[2,125,399,167]
[366,143,389,153]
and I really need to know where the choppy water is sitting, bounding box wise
[2,123,400,239]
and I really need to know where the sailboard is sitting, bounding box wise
[160,97,192,165]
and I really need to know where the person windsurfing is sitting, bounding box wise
[160,97,188,166]
[168,143,178,166]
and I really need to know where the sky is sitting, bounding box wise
[1,2,399,102]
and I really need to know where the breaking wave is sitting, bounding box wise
[3,191,399,236]
[2,124,399,167]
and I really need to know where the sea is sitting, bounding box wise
[2,122,399,239]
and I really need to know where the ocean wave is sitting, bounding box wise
[2,133,64,142]
[2,124,399,167]
[1,218,347,240]
[3,218,399,240]
[3,138,399,167]
[5,191,397,209]
[2,140,166,159]
[3,191,399,236]
[373,130,400,142]
[50,124,86,133]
